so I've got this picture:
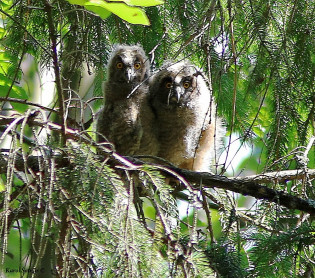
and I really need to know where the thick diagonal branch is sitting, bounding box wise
[1,115,314,214]
[1,154,314,215]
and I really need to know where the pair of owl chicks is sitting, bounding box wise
[96,44,221,172]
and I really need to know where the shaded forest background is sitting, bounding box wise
[0,0,314,277]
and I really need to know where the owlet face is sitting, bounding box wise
[108,45,149,87]
[151,62,200,108]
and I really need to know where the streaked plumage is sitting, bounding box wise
[149,61,220,171]
[96,44,154,155]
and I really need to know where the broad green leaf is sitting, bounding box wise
[1,87,28,112]
[0,176,4,192]
[0,0,13,15]
[0,61,11,74]
[0,27,5,39]
[66,0,87,5]
[66,0,164,8]
[84,2,112,19]
[0,50,14,60]
[0,73,28,112]
[0,86,28,112]
[85,0,150,25]
[124,0,164,7]
[0,74,27,98]
[210,209,222,239]
[0,51,20,78]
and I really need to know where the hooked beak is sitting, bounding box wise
[125,68,134,83]
[175,87,181,102]
[168,87,182,104]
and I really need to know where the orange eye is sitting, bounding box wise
[134,62,141,70]
[183,81,191,89]
[165,82,172,89]
[116,62,123,69]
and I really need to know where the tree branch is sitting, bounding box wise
[1,115,314,214]
[44,0,66,145]
[0,97,58,114]
[168,167,315,215]
[234,169,315,183]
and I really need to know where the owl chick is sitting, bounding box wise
[96,44,154,156]
[150,61,219,172]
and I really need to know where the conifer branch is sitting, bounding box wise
[1,115,314,214]
[170,167,315,215]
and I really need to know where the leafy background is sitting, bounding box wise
[0,0,314,277]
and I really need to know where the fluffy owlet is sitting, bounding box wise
[150,61,220,171]
[96,44,158,156]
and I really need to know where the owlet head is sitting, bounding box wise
[107,44,150,86]
[151,61,202,108]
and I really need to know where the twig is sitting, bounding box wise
[234,169,315,183]
[1,115,315,214]
[44,0,66,145]
[172,168,315,215]
[0,97,58,114]
[223,2,238,172]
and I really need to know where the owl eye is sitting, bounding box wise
[183,81,191,89]
[134,62,141,70]
[165,82,172,89]
[116,62,123,69]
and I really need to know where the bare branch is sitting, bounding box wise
[0,97,58,114]
[169,167,315,215]
[1,115,314,214]
[234,169,315,183]
[44,0,66,145]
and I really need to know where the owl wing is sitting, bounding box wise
[191,110,215,171]
[192,99,224,172]
[138,95,159,156]
[96,98,143,156]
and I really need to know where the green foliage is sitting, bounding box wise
[0,49,28,112]
[67,0,163,25]
[0,0,314,277]
[247,223,315,277]
[206,240,248,278]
